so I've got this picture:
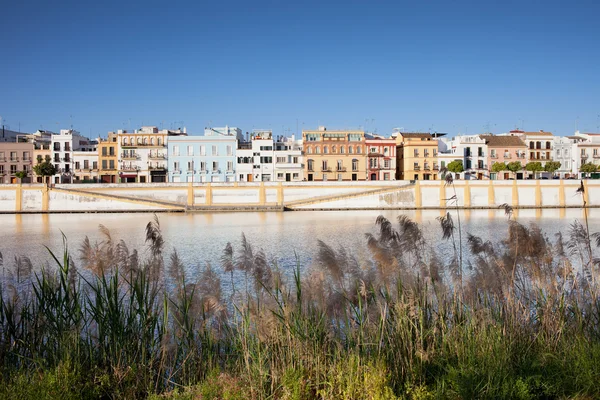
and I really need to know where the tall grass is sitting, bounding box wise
[0,211,600,399]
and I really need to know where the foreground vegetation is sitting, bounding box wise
[1,205,600,398]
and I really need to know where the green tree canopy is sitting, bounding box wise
[33,160,57,178]
[447,160,464,174]
[507,161,523,175]
[491,162,507,173]
[544,161,561,173]
[525,162,544,173]
[14,171,28,180]
[580,162,597,175]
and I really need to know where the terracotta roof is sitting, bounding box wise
[521,131,554,136]
[399,133,432,139]
[567,136,584,140]
[480,135,527,147]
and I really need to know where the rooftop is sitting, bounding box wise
[480,135,527,147]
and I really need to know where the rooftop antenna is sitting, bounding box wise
[70,114,73,130]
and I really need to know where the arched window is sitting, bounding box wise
[143,137,148,145]
[324,146,329,154]
[123,137,128,145]
[332,145,337,153]
[137,137,142,145]
[348,146,353,154]
[158,138,162,146]
[308,159,314,171]
[357,146,362,154]
[307,147,313,154]
[340,146,345,154]
[384,147,389,155]
[315,146,320,154]
[151,138,155,146]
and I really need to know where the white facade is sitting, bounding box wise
[553,136,579,178]
[236,130,303,182]
[51,129,96,183]
[437,135,487,180]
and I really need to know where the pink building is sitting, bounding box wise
[365,136,396,181]
[481,135,527,180]
[0,142,35,183]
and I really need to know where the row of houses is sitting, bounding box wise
[1,124,599,184]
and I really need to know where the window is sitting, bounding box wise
[276,156,286,163]
[352,159,358,171]
[10,165,17,174]
[337,174,343,181]
[151,138,155,146]
[102,147,107,156]
[370,158,377,168]
[212,145,218,156]
[54,143,60,151]
[0,152,4,161]
[293,156,299,163]
[307,147,313,154]
[227,161,233,171]
[54,153,60,162]
[293,173,299,179]
[260,156,272,163]
[322,160,328,171]
[212,161,219,172]
[277,173,284,180]
[64,164,70,172]
[323,174,328,181]
[188,146,194,156]
[414,149,419,157]
[348,146,353,154]
[75,162,80,170]
[227,145,233,156]
[384,159,390,169]
[10,151,17,161]
[173,145,179,156]
[123,137,128,145]
[187,161,194,171]
[384,173,390,181]
[109,147,115,156]
[200,145,206,155]
[315,146,320,154]
[64,154,70,162]
[23,152,30,161]
[93,161,97,169]
[200,161,205,171]
[557,149,561,156]
[308,159,314,171]
[337,160,343,171]
[424,150,429,157]
[84,160,89,169]
[0,166,4,175]
[357,146,362,154]
[340,146,345,154]
[581,149,586,155]
[324,146,329,154]
[173,161,180,172]
[332,145,336,153]
[109,160,115,169]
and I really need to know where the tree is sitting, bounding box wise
[14,170,28,183]
[544,161,561,175]
[580,162,597,178]
[525,162,544,179]
[507,161,523,179]
[33,160,57,184]
[491,162,507,179]
[447,160,464,179]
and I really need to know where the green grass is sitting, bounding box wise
[0,213,600,399]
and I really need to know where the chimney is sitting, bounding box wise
[246,132,249,142]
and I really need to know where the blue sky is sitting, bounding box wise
[1,0,599,138]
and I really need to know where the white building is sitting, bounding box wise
[236,130,303,182]
[51,129,97,183]
[553,135,580,178]
[437,135,488,180]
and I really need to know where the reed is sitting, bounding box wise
[0,210,599,399]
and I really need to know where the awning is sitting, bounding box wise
[120,174,137,178]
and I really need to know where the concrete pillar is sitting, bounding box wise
[488,180,495,206]
[187,182,194,206]
[463,181,471,207]
[439,181,446,208]
[42,184,49,212]
[584,180,590,206]
[559,180,565,207]
[414,180,422,208]
[259,182,266,205]
[205,183,213,206]
[512,179,519,208]
[15,184,22,212]
[277,182,284,205]
[535,180,542,207]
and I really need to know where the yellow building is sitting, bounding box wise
[303,127,366,181]
[33,143,51,183]
[98,132,119,183]
[396,133,439,180]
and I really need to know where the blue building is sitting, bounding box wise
[168,126,243,183]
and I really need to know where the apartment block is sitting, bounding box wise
[365,135,396,181]
[395,133,438,180]
[303,127,366,181]
[0,142,34,183]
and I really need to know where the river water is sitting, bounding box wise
[1,209,600,278]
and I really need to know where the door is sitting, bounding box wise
[308,174,313,181]
[285,173,291,182]
[370,173,376,181]
[247,174,253,182]
[352,174,357,181]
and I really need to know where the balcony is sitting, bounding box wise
[149,166,166,171]
[10,157,19,162]
[0,157,5,162]
[308,167,314,172]
[121,153,140,160]
[504,154,511,159]
[121,166,140,172]
[149,153,166,160]
[491,154,498,159]
[433,166,439,171]
[274,162,304,169]
[414,166,421,171]
[594,154,600,159]
[172,169,181,174]
[337,167,347,172]
[211,169,221,174]
[424,166,431,171]
[581,154,589,159]
[322,167,332,172]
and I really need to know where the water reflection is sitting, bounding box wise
[0,209,599,278]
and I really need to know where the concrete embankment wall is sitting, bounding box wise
[0,180,596,213]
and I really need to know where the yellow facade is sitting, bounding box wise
[32,145,51,183]
[302,128,367,181]
[396,133,439,180]
[98,132,119,183]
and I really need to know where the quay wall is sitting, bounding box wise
[0,180,596,213]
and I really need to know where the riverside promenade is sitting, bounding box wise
[0,180,596,214]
